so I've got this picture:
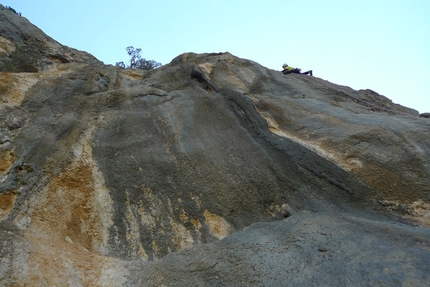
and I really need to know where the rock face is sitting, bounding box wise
[1,5,430,286]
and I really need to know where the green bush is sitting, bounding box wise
[115,46,161,70]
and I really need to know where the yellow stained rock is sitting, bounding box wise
[203,209,234,240]
[0,190,18,220]
[0,150,15,176]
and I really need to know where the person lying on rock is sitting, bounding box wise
[282,63,313,76]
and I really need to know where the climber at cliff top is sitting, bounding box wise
[282,64,313,76]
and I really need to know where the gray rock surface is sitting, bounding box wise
[130,211,430,286]
[0,5,99,72]
[0,5,429,286]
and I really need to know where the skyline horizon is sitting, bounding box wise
[1,1,429,113]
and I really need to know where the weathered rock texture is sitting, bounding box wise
[1,5,429,286]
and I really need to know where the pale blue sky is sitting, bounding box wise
[3,0,430,113]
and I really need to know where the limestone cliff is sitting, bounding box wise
[1,5,429,286]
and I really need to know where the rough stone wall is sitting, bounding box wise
[0,6,429,286]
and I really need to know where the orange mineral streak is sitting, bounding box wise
[0,190,18,220]
[0,72,38,107]
[203,209,234,240]
[0,150,15,175]
[24,157,109,286]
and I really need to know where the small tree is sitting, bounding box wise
[135,59,161,70]
[116,46,161,70]
[126,46,141,68]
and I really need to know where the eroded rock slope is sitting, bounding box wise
[0,5,429,286]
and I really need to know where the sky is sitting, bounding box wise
[3,0,430,113]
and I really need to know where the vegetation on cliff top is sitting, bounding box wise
[116,46,162,70]
[4,5,22,16]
